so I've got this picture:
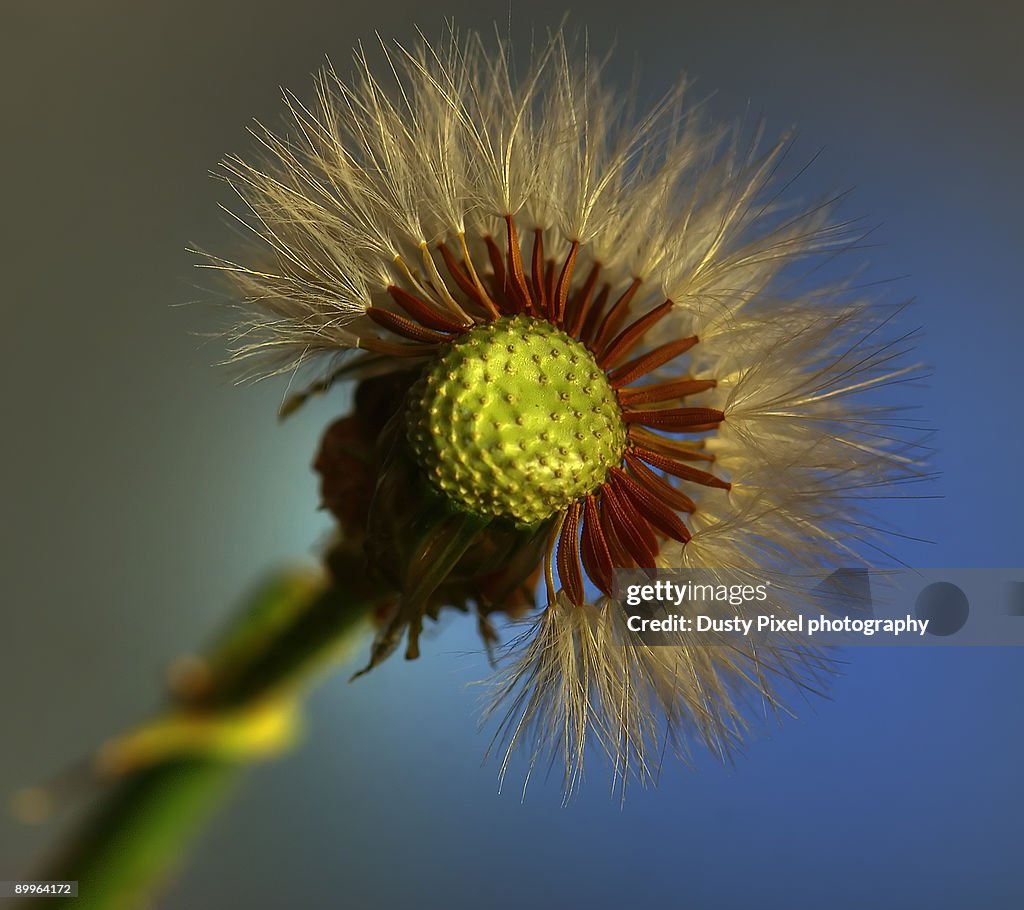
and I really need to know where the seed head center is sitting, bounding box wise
[405,315,627,525]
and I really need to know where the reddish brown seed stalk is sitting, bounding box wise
[483,235,510,305]
[623,451,698,512]
[530,229,548,315]
[387,285,471,334]
[622,407,726,431]
[609,336,700,387]
[565,262,601,337]
[608,468,692,542]
[552,240,580,324]
[598,300,674,368]
[580,495,615,595]
[556,500,585,605]
[600,481,658,567]
[592,277,643,351]
[617,378,718,407]
[627,426,716,462]
[366,307,455,344]
[436,244,491,314]
[504,215,534,313]
[633,447,732,490]
[580,284,612,344]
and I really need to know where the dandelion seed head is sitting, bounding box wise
[206,23,927,797]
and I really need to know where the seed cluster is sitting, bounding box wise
[406,316,627,525]
[360,216,726,605]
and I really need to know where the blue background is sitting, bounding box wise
[1,1,1021,907]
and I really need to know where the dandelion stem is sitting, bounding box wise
[25,553,394,909]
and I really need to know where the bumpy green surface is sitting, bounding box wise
[405,316,627,525]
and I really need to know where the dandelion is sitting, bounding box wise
[204,26,924,796]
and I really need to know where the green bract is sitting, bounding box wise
[406,316,626,525]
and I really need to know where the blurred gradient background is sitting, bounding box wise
[2,1,1022,907]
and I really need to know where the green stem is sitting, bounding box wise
[28,552,394,910]
[40,760,236,910]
